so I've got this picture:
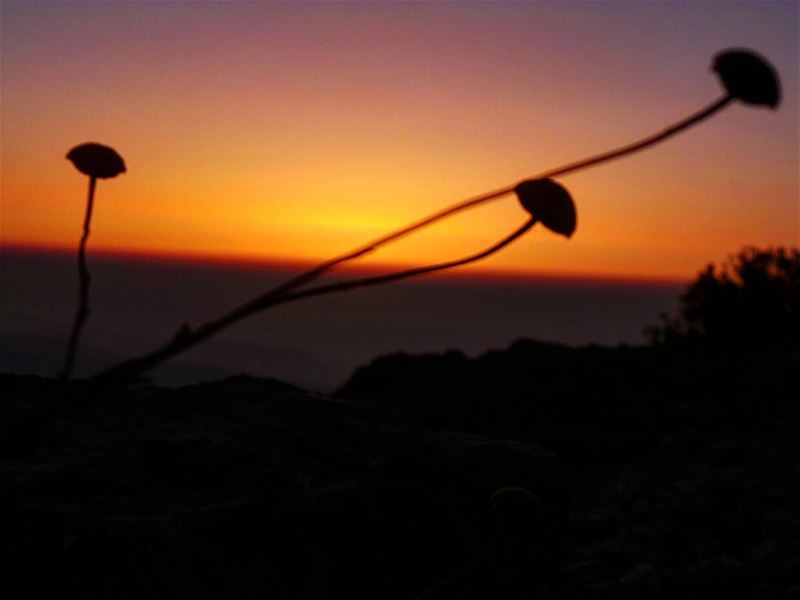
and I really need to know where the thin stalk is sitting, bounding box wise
[89,93,734,385]
[60,176,97,380]
[267,93,733,296]
[539,94,733,178]
[89,218,536,385]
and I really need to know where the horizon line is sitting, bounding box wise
[1,241,689,288]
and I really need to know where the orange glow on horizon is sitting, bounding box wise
[0,240,692,290]
[2,2,797,282]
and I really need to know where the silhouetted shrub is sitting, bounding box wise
[648,247,800,349]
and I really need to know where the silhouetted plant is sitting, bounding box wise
[90,180,575,384]
[648,246,799,348]
[60,143,126,380]
[515,179,576,238]
[89,48,780,386]
[713,50,781,108]
[251,48,779,294]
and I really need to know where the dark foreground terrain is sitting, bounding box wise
[2,339,799,599]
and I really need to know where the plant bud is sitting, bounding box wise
[67,143,126,179]
[515,178,577,238]
[713,49,780,109]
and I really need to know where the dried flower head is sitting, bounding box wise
[66,143,126,179]
[713,49,781,109]
[60,142,125,380]
[515,178,577,238]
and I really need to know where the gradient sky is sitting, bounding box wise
[2,1,798,281]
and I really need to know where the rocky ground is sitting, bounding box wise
[2,339,799,599]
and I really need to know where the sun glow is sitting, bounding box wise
[1,2,797,281]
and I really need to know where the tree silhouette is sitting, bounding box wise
[649,247,800,349]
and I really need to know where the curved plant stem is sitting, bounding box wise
[539,94,733,179]
[266,94,734,297]
[89,218,536,385]
[60,176,97,380]
[89,93,734,386]
[277,217,536,300]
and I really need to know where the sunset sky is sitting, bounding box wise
[2,1,798,281]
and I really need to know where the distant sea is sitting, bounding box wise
[1,249,683,392]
